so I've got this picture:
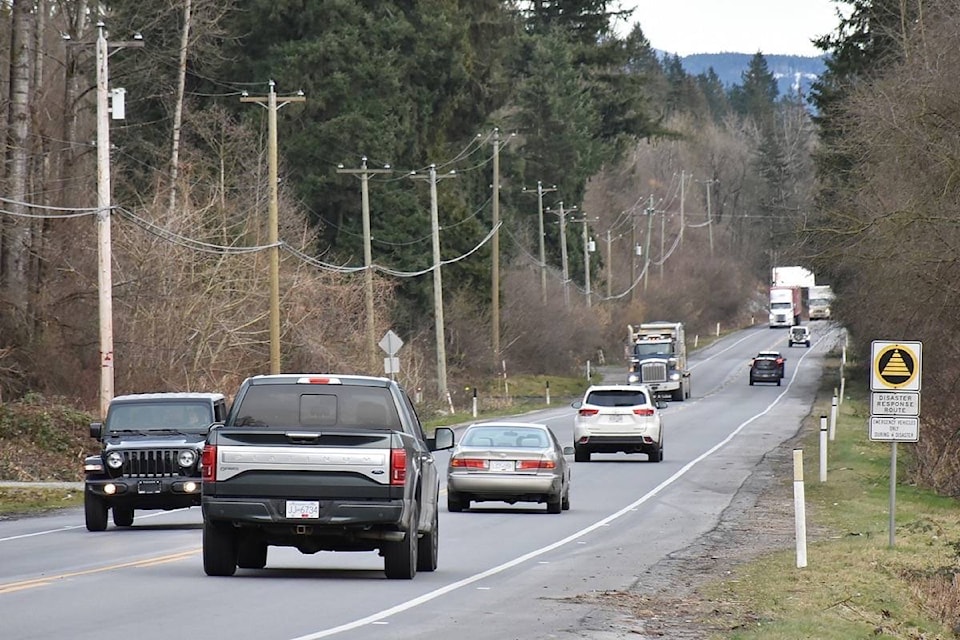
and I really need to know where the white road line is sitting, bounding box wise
[0,508,191,543]
[289,339,826,640]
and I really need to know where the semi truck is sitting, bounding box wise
[808,284,834,320]
[626,322,691,401]
[769,286,806,327]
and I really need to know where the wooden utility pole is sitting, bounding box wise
[555,202,574,307]
[630,210,637,303]
[660,208,665,280]
[522,181,557,304]
[241,81,305,375]
[338,157,392,373]
[644,195,655,292]
[581,216,592,307]
[606,229,612,298]
[705,179,715,256]
[411,165,457,399]
[491,129,501,365]
[679,170,686,247]
[91,22,142,418]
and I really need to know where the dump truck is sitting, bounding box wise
[626,322,691,401]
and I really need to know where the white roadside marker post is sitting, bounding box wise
[794,448,808,568]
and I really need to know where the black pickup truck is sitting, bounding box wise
[201,374,454,579]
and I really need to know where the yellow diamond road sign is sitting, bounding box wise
[871,341,922,391]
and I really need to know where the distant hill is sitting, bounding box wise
[677,53,827,100]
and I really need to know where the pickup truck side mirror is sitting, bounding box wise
[429,427,455,451]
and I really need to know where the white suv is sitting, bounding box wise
[571,385,664,463]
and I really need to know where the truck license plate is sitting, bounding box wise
[138,480,162,494]
[286,500,320,519]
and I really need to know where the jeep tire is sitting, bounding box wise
[84,493,108,532]
[112,507,134,527]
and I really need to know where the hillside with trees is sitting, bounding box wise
[0,0,817,413]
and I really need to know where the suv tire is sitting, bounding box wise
[203,520,238,576]
[84,494,108,532]
[574,445,591,463]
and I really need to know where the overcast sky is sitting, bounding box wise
[615,0,849,57]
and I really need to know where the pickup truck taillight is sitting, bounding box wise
[633,408,655,416]
[390,448,406,485]
[201,444,217,481]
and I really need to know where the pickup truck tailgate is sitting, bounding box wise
[206,429,402,500]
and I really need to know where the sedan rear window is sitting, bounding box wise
[585,390,650,407]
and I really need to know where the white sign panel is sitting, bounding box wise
[384,356,400,374]
[870,391,920,416]
[871,341,922,392]
[869,416,919,442]
[379,330,403,356]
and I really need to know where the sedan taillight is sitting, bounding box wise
[450,457,488,469]
[633,408,655,416]
[516,459,556,470]
[578,408,599,416]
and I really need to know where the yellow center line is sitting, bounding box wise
[0,549,200,594]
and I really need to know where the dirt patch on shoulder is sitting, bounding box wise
[568,433,820,638]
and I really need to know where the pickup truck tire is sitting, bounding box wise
[112,507,134,527]
[384,504,419,580]
[416,508,439,572]
[546,493,562,514]
[203,520,238,577]
[237,536,268,570]
[84,494,108,532]
[447,491,465,513]
[574,445,591,463]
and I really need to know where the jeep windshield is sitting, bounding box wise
[106,402,213,434]
[231,385,402,430]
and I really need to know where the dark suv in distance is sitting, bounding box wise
[83,392,227,531]
[749,358,782,386]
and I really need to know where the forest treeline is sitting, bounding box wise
[0,0,816,409]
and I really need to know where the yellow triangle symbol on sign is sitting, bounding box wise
[882,350,911,376]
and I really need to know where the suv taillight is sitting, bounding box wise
[201,445,216,481]
[390,448,406,485]
[633,408,655,416]
[578,408,599,416]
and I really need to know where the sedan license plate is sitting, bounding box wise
[286,500,320,519]
[489,460,515,472]
[137,480,162,494]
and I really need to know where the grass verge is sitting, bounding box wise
[705,367,960,639]
[0,487,84,518]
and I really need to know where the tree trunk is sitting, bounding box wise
[4,0,35,318]
[167,0,192,218]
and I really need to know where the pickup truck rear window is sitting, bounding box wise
[232,386,401,430]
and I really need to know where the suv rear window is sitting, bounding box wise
[232,385,401,430]
[585,389,650,407]
[753,360,778,370]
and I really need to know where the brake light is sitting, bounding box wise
[201,444,216,481]
[450,457,488,469]
[578,408,599,416]
[516,459,556,470]
[390,448,406,485]
[633,408,655,416]
[296,376,342,385]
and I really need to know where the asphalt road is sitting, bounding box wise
[0,324,843,640]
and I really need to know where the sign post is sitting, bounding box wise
[379,330,404,381]
[869,340,922,547]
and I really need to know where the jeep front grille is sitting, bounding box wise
[119,450,182,477]
[640,362,667,383]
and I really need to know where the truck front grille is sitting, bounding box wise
[120,450,182,477]
[640,362,667,383]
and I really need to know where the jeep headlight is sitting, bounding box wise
[670,372,681,381]
[178,449,197,468]
[627,374,640,384]
[106,451,124,469]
